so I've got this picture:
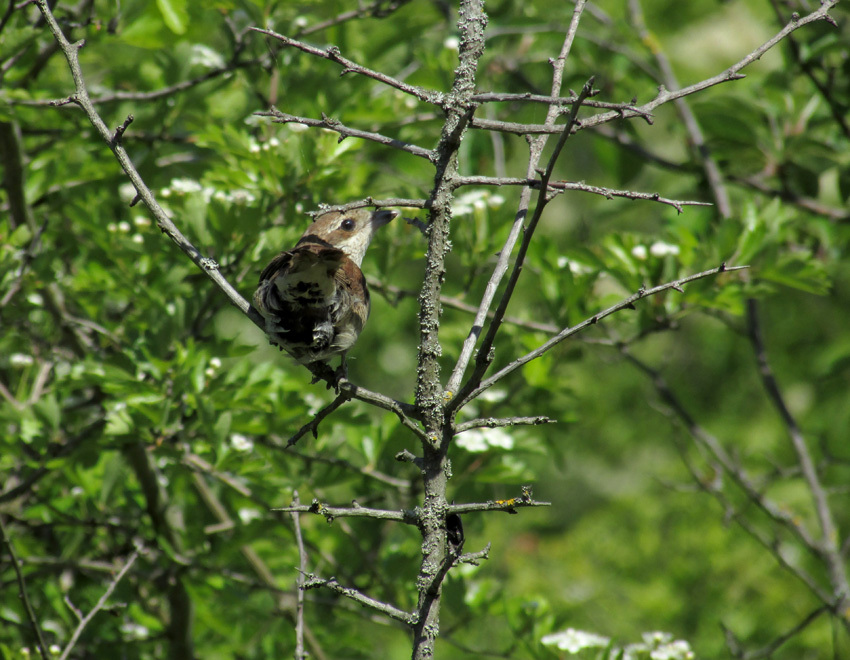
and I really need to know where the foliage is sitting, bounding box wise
[1,0,849,659]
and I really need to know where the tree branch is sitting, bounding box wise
[454,175,712,212]
[274,499,418,525]
[249,28,443,106]
[58,551,140,660]
[0,516,50,660]
[456,264,748,409]
[455,416,555,433]
[302,574,415,625]
[746,299,850,612]
[291,492,308,660]
[33,0,255,321]
[259,108,434,160]
[445,1,591,400]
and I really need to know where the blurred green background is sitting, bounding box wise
[1,0,848,658]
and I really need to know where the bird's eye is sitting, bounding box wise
[340,218,356,231]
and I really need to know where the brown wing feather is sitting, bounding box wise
[258,244,346,283]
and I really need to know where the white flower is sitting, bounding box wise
[10,353,34,367]
[238,507,262,523]
[444,36,460,50]
[631,244,648,260]
[120,622,150,640]
[541,628,610,653]
[133,215,151,227]
[117,221,131,233]
[229,190,256,206]
[456,427,514,452]
[209,357,222,369]
[649,241,680,257]
[132,234,144,244]
[294,16,309,29]
[230,433,253,452]
[168,178,203,194]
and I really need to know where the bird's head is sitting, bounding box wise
[297,208,398,267]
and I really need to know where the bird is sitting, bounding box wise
[253,207,397,381]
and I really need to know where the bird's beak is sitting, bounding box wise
[372,209,399,228]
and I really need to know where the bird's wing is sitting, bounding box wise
[257,244,346,283]
[334,259,370,327]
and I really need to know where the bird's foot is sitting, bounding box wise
[308,361,340,391]
[333,356,349,386]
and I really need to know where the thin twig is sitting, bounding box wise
[249,28,443,106]
[336,378,426,440]
[17,55,270,106]
[259,108,433,160]
[628,0,731,217]
[447,486,550,515]
[456,264,748,408]
[313,197,429,214]
[455,175,712,212]
[723,605,828,660]
[58,551,140,660]
[285,393,351,447]
[444,1,590,399]
[746,299,850,610]
[33,0,255,320]
[622,348,827,564]
[292,492,308,660]
[455,416,555,433]
[274,499,418,525]
[301,575,415,625]
[299,0,413,36]
[0,516,50,660]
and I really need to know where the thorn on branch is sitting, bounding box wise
[404,216,428,236]
[129,194,141,207]
[395,449,424,469]
[112,115,134,145]
[456,542,491,566]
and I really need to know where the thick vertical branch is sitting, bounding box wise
[412,2,487,659]
[415,0,486,431]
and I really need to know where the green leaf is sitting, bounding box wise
[156,0,188,34]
